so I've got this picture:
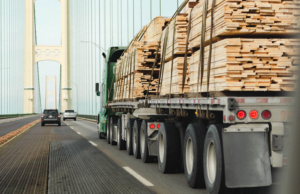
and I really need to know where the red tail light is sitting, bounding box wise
[237,110,246,120]
[41,114,44,117]
[149,124,155,129]
[157,124,161,129]
[249,110,258,119]
[58,114,61,117]
[262,110,271,119]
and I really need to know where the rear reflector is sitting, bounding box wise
[150,124,155,129]
[262,110,271,120]
[228,115,235,121]
[249,110,259,119]
[157,124,161,129]
[237,110,246,120]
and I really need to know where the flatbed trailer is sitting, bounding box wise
[97,47,293,192]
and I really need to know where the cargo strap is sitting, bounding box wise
[156,26,169,113]
[122,55,130,100]
[145,33,163,102]
[168,17,177,100]
[205,0,217,119]
[181,8,193,94]
[196,0,208,118]
[129,50,136,99]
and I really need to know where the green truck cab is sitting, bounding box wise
[96,47,126,138]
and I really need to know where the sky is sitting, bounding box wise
[1,0,185,114]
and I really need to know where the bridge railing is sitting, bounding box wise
[0,114,38,119]
[77,114,97,122]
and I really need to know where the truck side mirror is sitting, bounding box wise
[96,83,101,96]
[95,83,99,92]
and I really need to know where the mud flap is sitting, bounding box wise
[223,124,272,188]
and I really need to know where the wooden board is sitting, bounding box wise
[188,0,300,50]
[189,38,299,92]
[161,14,192,62]
[160,57,191,95]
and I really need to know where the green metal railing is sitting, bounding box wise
[0,114,38,119]
[77,114,97,121]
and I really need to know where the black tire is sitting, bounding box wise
[133,119,142,159]
[41,122,44,126]
[74,118,76,121]
[157,122,181,173]
[58,122,61,126]
[140,120,154,163]
[110,117,118,146]
[183,123,206,188]
[176,122,188,173]
[99,128,105,139]
[117,118,126,150]
[126,119,135,155]
[107,117,111,144]
[63,118,65,121]
[203,124,230,194]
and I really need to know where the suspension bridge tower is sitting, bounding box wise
[24,0,72,113]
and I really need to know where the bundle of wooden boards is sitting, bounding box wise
[160,13,192,96]
[114,17,167,100]
[189,38,299,92]
[188,0,300,49]
[143,16,168,42]
[160,57,191,95]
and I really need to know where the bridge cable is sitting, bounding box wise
[34,3,42,113]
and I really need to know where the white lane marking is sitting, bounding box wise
[89,141,97,146]
[77,132,81,134]
[71,127,73,129]
[123,167,154,186]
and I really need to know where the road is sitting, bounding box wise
[65,119,206,194]
[0,115,40,137]
[0,116,205,194]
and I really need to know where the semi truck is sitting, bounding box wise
[95,46,292,194]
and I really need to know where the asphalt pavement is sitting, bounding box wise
[65,119,207,194]
[0,115,40,137]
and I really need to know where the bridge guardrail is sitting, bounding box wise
[0,114,38,119]
[77,114,97,123]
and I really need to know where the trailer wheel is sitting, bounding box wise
[204,124,230,194]
[176,122,188,173]
[110,117,117,146]
[117,118,126,150]
[140,120,154,163]
[133,119,142,159]
[126,119,135,155]
[157,122,181,173]
[183,123,206,188]
[106,117,111,144]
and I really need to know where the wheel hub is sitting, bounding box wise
[185,137,193,174]
[207,141,217,183]
[159,133,164,163]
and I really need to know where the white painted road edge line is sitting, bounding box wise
[89,141,97,146]
[71,127,73,129]
[77,132,81,134]
[123,167,154,187]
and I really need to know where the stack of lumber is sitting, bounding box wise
[142,16,168,42]
[161,13,191,62]
[188,38,299,92]
[188,0,300,50]
[159,13,192,96]
[113,17,168,100]
[160,57,191,95]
